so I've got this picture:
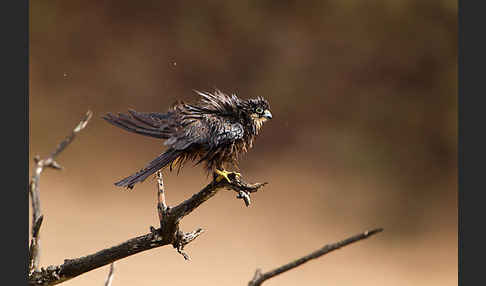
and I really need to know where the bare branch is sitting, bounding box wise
[248,228,384,286]
[29,110,93,274]
[28,172,266,286]
[104,263,115,286]
[169,174,267,222]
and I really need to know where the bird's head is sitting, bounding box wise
[243,97,272,133]
[192,89,272,134]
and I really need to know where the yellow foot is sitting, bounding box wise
[214,169,241,183]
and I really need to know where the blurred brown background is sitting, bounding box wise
[29,1,457,285]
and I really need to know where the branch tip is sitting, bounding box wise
[74,110,93,133]
[364,227,384,237]
[237,191,252,206]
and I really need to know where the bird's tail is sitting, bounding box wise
[115,149,181,189]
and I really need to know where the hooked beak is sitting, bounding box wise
[263,109,273,119]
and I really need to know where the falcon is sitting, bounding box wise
[103,90,272,189]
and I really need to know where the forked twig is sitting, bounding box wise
[29,110,93,274]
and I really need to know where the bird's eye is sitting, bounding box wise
[256,107,263,114]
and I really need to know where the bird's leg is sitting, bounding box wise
[214,169,241,183]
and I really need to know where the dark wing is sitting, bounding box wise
[164,118,210,150]
[103,109,177,139]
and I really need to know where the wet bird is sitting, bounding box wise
[103,90,272,189]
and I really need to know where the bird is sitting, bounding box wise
[103,89,272,189]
